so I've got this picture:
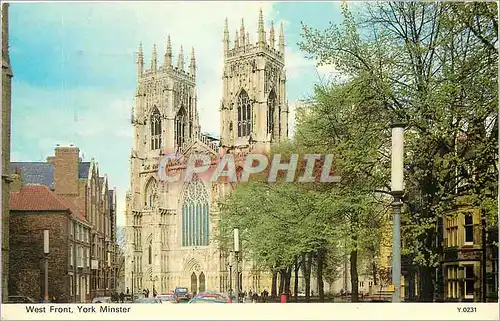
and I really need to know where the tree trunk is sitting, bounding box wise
[285,266,292,299]
[350,233,359,302]
[271,271,278,297]
[302,253,312,302]
[294,258,300,302]
[420,266,435,302]
[278,269,286,294]
[316,250,325,302]
[372,261,378,286]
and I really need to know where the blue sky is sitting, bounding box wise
[9,1,349,226]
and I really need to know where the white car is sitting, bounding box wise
[92,297,112,303]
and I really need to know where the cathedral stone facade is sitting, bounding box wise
[125,9,288,296]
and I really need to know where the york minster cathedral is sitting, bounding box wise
[125,9,289,295]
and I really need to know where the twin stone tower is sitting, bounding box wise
[126,9,289,294]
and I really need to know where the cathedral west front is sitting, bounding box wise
[125,9,289,296]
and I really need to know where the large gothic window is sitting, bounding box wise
[267,89,276,135]
[175,106,188,147]
[145,178,157,209]
[237,90,252,137]
[150,107,162,150]
[181,176,210,247]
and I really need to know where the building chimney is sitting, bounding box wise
[54,146,80,196]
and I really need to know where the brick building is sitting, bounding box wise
[11,145,118,300]
[2,2,13,303]
[9,184,91,303]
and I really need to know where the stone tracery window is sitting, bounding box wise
[267,89,276,135]
[237,90,252,137]
[181,176,209,247]
[150,107,162,150]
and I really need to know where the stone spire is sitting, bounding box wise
[137,42,144,76]
[269,20,275,49]
[223,18,230,55]
[279,22,285,53]
[151,44,157,70]
[234,30,239,49]
[240,18,246,47]
[246,32,250,46]
[164,35,172,67]
[258,8,266,46]
[189,47,196,75]
[177,45,184,70]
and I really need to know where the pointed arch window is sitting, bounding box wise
[175,106,188,147]
[181,176,210,247]
[237,90,252,137]
[148,243,152,265]
[145,178,157,209]
[150,107,162,150]
[267,90,276,135]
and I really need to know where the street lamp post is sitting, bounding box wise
[233,228,240,304]
[228,261,233,296]
[43,230,50,302]
[390,122,406,303]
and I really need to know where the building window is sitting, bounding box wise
[69,275,73,296]
[145,178,157,209]
[181,176,210,247]
[175,106,187,147]
[446,265,460,299]
[70,222,74,237]
[148,244,152,265]
[237,90,252,137]
[445,216,459,247]
[150,107,162,150]
[359,281,364,287]
[267,90,276,135]
[464,265,474,299]
[464,214,474,244]
[70,244,74,266]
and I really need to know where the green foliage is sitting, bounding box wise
[299,1,498,276]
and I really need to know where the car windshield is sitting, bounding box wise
[176,288,188,293]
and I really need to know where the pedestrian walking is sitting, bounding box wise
[119,292,125,303]
[126,287,129,295]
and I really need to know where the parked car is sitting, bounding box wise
[156,293,177,303]
[194,291,231,303]
[188,297,229,304]
[135,297,162,304]
[8,296,37,304]
[174,287,190,302]
[92,297,112,303]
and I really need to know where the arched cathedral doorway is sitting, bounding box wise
[190,272,197,295]
[199,272,206,293]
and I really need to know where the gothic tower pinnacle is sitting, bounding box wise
[164,35,172,67]
[177,45,184,70]
[137,43,144,77]
[189,47,196,76]
[151,44,157,70]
